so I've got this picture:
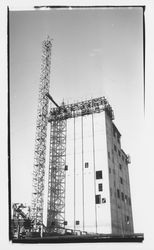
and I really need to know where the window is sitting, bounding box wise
[128,197,131,206]
[121,192,124,201]
[120,177,123,184]
[95,195,101,204]
[109,167,111,174]
[125,195,128,203]
[98,183,103,191]
[125,215,130,224]
[96,170,102,179]
[122,155,124,161]
[119,164,122,170]
[118,150,121,157]
[108,151,110,159]
[85,162,89,168]
[102,198,106,203]
[117,189,120,198]
[114,144,117,152]
[64,221,68,225]
[76,221,80,225]
[65,165,68,171]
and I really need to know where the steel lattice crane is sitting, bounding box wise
[31,37,65,233]
[31,37,52,227]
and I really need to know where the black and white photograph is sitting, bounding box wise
[9,4,144,244]
[1,1,154,249]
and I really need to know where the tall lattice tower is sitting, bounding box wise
[31,37,52,226]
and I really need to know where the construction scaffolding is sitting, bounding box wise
[46,97,114,232]
[31,37,52,226]
[48,97,114,122]
[47,118,67,233]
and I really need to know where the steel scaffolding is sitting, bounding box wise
[48,97,114,122]
[47,118,67,233]
[31,38,52,226]
[47,97,114,232]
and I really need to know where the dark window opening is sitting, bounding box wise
[125,215,130,224]
[51,221,56,226]
[120,177,123,184]
[96,170,102,179]
[65,165,68,171]
[64,221,67,225]
[117,189,120,198]
[102,198,106,203]
[122,155,124,161]
[98,183,103,191]
[118,150,121,157]
[108,151,110,159]
[121,192,124,201]
[109,167,111,174]
[125,195,128,203]
[76,221,80,225]
[119,164,122,170]
[95,194,101,204]
[85,162,89,168]
[114,145,117,152]
[128,197,131,206]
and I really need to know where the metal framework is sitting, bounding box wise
[47,119,67,233]
[48,97,114,122]
[47,97,114,232]
[31,39,114,233]
[31,38,52,226]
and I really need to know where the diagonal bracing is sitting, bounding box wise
[47,119,67,233]
[31,38,52,227]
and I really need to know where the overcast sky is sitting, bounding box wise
[10,7,144,233]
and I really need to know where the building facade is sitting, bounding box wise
[64,110,134,234]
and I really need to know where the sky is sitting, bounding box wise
[10,7,144,234]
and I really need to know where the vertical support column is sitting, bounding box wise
[31,38,52,226]
[92,113,97,233]
[47,119,67,233]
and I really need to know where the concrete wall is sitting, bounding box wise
[64,111,134,234]
[105,113,134,234]
[65,112,111,234]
